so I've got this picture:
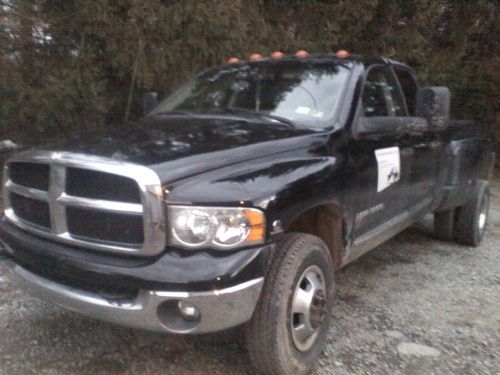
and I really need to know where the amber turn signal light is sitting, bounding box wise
[249,53,263,61]
[244,209,266,242]
[295,50,310,58]
[336,50,350,58]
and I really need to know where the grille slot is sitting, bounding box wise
[67,207,144,245]
[3,152,166,256]
[10,192,51,229]
[9,162,50,191]
[66,168,141,203]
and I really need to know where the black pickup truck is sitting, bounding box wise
[0,54,495,374]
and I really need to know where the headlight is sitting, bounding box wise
[169,206,265,249]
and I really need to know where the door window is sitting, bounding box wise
[362,67,405,117]
[394,68,419,116]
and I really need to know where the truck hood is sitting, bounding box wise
[43,114,326,183]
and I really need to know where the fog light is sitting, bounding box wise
[178,301,201,322]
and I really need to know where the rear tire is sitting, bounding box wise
[454,180,490,247]
[245,233,335,375]
[434,209,456,241]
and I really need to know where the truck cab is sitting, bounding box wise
[0,53,495,374]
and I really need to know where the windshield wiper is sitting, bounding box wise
[150,110,197,117]
[211,108,297,127]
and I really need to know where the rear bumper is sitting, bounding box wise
[3,258,263,334]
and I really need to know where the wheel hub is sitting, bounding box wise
[290,265,327,352]
[310,290,327,329]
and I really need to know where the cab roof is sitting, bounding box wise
[233,53,412,71]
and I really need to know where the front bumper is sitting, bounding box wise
[0,217,270,334]
[3,259,263,334]
[0,217,269,291]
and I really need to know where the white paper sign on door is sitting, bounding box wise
[375,147,400,192]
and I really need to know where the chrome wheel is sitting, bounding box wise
[290,265,327,352]
[478,192,489,233]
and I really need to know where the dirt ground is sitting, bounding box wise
[0,176,498,375]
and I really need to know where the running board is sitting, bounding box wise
[342,210,412,267]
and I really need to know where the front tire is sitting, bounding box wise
[245,233,335,375]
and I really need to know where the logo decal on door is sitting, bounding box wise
[375,147,400,192]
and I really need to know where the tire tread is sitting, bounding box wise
[454,180,489,247]
[246,233,333,375]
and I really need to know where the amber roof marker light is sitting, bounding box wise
[295,50,310,58]
[271,51,285,59]
[336,50,350,58]
[227,57,240,64]
[249,53,263,61]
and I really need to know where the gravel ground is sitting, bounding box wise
[0,176,499,375]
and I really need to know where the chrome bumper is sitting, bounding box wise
[4,262,263,334]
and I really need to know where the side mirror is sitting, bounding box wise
[416,87,450,130]
[143,92,159,115]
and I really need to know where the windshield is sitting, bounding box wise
[151,60,352,127]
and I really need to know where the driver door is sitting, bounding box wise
[349,65,413,240]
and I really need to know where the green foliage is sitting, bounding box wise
[0,0,497,145]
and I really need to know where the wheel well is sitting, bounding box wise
[286,204,345,269]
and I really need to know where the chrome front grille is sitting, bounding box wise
[2,151,166,256]
[9,162,50,191]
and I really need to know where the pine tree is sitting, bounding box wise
[0,0,497,149]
